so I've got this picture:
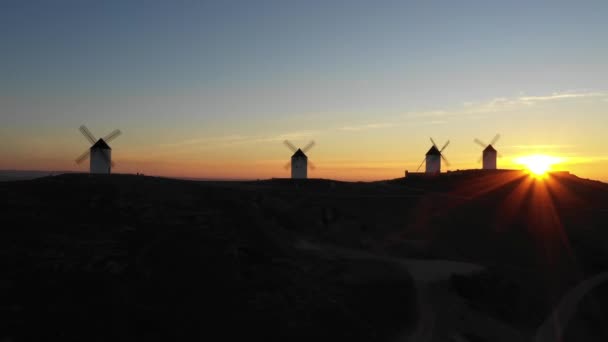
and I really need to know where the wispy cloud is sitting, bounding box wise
[517,92,604,103]
[403,90,607,120]
[159,135,252,147]
[466,91,606,111]
[576,156,608,164]
[507,144,576,150]
[160,130,319,148]
[543,155,608,165]
[425,120,448,125]
[403,110,450,118]
[161,90,606,149]
[338,118,447,132]
[271,130,319,142]
[339,122,396,131]
[276,91,604,137]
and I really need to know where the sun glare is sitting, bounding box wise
[514,155,562,176]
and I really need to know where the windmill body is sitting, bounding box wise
[283,140,315,179]
[291,149,308,179]
[474,134,500,170]
[425,145,441,173]
[417,138,450,174]
[75,125,121,174]
[482,145,497,170]
[90,139,112,174]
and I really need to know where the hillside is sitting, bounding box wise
[0,170,78,182]
[0,171,607,341]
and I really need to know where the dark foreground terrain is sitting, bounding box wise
[0,171,607,341]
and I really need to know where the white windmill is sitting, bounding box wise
[474,134,501,170]
[283,140,316,179]
[75,125,122,174]
[416,138,450,174]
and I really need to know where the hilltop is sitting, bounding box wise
[0,170,79,182]
[0,171,607,341]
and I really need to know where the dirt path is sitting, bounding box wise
[293,240,497,341]
[296,240,608,341]
[534,272,608,342]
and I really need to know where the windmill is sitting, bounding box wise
[75,125,122,174]
[474,134,501,170]
[283,140,316,179]
[416,138,450,173]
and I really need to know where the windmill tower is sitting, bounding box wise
[75,125,122,174]
[283,140,316,179]
[474,134,501,170]
[417,138,450,174]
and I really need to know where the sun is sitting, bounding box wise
[514,155,562,176]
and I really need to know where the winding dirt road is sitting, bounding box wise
[534,272,608,342]
[294,240,485,341]
[296,240,607,342]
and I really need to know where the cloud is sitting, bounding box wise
[472,91,606,110]
[338,118,447,132]
[404,91,607,120]
[517,92,604,103]
[425,120,448,125]
[557,155,608,165]
[270,130,319,141]
[162,90,606,149]
[507,144,576,150]
[159,135,254,147]
[403,110,450,118]
[160,130,320,148]
[339,122,396,131]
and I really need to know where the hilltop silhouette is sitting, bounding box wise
[0,171,607,341]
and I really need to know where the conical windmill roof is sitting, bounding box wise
[91,139,111,150]
[484,144,497,152]
[291,149,307,159]
[426,145,441,156]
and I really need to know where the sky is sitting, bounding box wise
[1,0,607,181]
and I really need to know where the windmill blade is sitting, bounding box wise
[490,134,501,146]
[498,152,503,158]
[477,155,483,163]
[308,160,316,170]
[302,140,315,153]
[416,157,426,172]
[474,138,487,148]
[283,140,297,152]
[103,129,122,143]
[440,140,450,152]
[284,160,291,170]
[79,125,97,144]
[75,149,90,164]
[441,154,451,167]
[430,137,438,148]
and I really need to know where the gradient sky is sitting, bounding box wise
[2,0,607,181]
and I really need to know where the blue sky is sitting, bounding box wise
[1,1,607,180]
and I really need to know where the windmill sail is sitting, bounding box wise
[474,134,500,170]
[283,140,316,179]
[75,125,122,174]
